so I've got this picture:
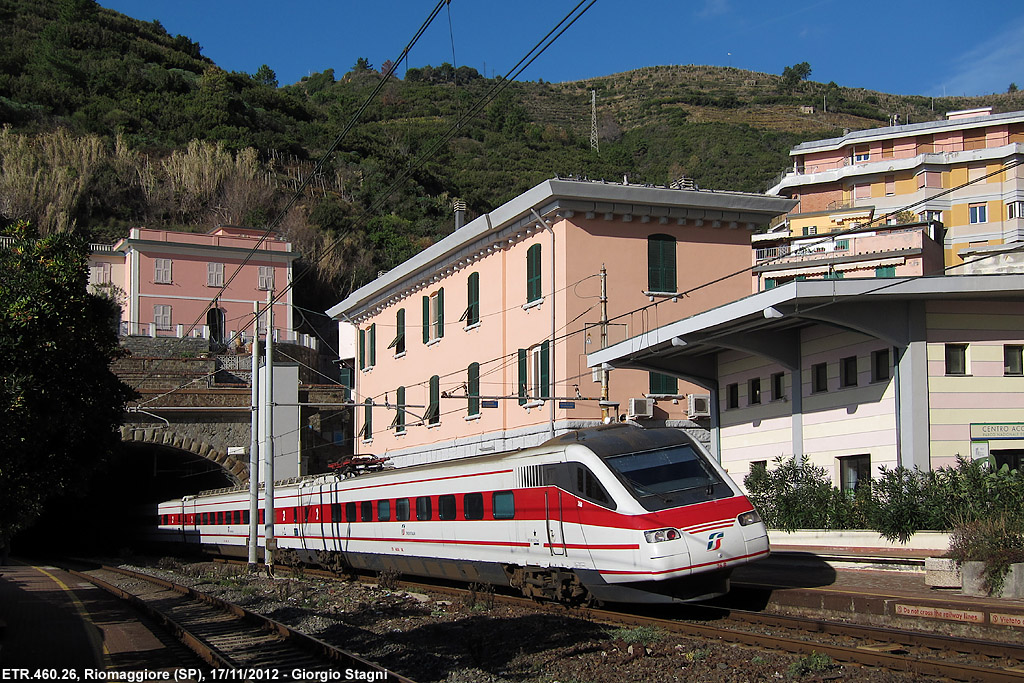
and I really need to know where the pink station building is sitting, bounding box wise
[328,178,795,467]
[88,226,296,344]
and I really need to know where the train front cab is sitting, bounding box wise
[548,425,770,604]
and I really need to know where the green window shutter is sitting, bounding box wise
[540,340,550,400]
[518,348,528,404]
[467,362,480,415]
[339,367,353,402]
[526,244,542,302]
[467,272,479,326]
[437,287,444,338]
[368,323,376,367]
[648,234,676,293]
[393,308,405,354]
[764,278,777,290]
[875,266,896,278]
[364,398,372,440]
[649,371,677,395]
[422,295,430,343]
[428,375,440,424]
[358,328,365,370]
[395,385,405,432]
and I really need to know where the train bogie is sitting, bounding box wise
[155,425,769,604]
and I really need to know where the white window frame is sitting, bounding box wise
[154,258,172,284]
[207,262,224,287]
[1008,201,1024,220]
[258,266,274,291]
[969,203,988,224]
[153,304,172,330]
[89,262,111,286]
[429,291,443,341]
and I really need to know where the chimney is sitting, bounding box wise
[454,199,467,230]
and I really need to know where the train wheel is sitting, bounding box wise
[505,565,592,606]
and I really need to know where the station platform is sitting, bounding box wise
[730,549,1024,642]
[0,561,199,671]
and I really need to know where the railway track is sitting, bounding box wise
[121,557,1024,680]
[67,565,416,682]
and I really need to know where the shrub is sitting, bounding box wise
[948,515,1024,595]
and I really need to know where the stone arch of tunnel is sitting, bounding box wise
[118,425,249,486]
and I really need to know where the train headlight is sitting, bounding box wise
[644,527,681,543]
[737,510,762,526]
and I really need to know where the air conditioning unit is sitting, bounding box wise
[627,397,654,419]
[687,393,711,419]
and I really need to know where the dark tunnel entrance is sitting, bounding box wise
[14,442,237,556]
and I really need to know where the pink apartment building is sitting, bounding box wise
[328,178,795,466]
[88,226,296,344]
[767,107,1024,276]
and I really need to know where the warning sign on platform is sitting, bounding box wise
[895,604,984,624]
[992,613,1024,628]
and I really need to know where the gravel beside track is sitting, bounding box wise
[102,558,945,683]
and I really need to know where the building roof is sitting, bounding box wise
[587,274,1024,381]
[327,178,796,320]
[789,109,1024,156]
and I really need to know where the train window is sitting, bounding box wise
[361,500,373,522]
[202,512,208,526]
[345,502,357,522]
[438,494,456,520]
[242,509,249,525]
[575,465,615,509]
[395,498,410,521]
[330,503,342,522]
[492,491,515,519]
[294,507,303,524]
[416,496,432,521]
[377,500,391,521]
[605,443,729,511]
[463,493,484,520]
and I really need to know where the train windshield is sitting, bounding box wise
[605,443,731,511]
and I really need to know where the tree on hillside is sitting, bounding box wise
[253,64,278,88]
[781,61,812,90]
[0,222,135,548]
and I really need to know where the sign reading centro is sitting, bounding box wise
[971,423,1024,440]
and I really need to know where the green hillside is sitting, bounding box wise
[3,0,1024,313]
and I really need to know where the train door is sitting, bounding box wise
[542,464,567,557]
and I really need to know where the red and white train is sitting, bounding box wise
[157,424,769,604]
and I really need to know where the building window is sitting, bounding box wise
[526,244,543,302]
[802,226,817,236]
[812,362,828,393]
[764,278,777,290]
[393,386,406,434]
[518,342,549,404]
[840,355,858,388]
[748,377,761,405]
[1008,201,1024,220]
[969,203,988,224]
[875,265,896,278]
[854,183,870,200]
[390,309,406,355]
[153,304,172,330]
[154,258,172,284]
[427,375,440,425]
[362,398,373,440]
[89,262,111,286]
[467,363,480,416]
[1006,345,1024,376]
[853,146,869,163]
[840,454,871,494]
[463,272,480,326]
[726,383,739,409]
[649,372,678,396]
[771,372,785,401]
[359,324,376,369]
[423,288,444,343]
[823,270,844,280]
[647,234,676,293]
[257,266,274,290]
[207,262,224,287]
[945,343,968,376]
[871,348,891,382]
[884,175,895,196]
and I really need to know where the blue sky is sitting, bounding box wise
[98,0,1024,97]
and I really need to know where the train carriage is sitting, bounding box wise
[157,424,769,604]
